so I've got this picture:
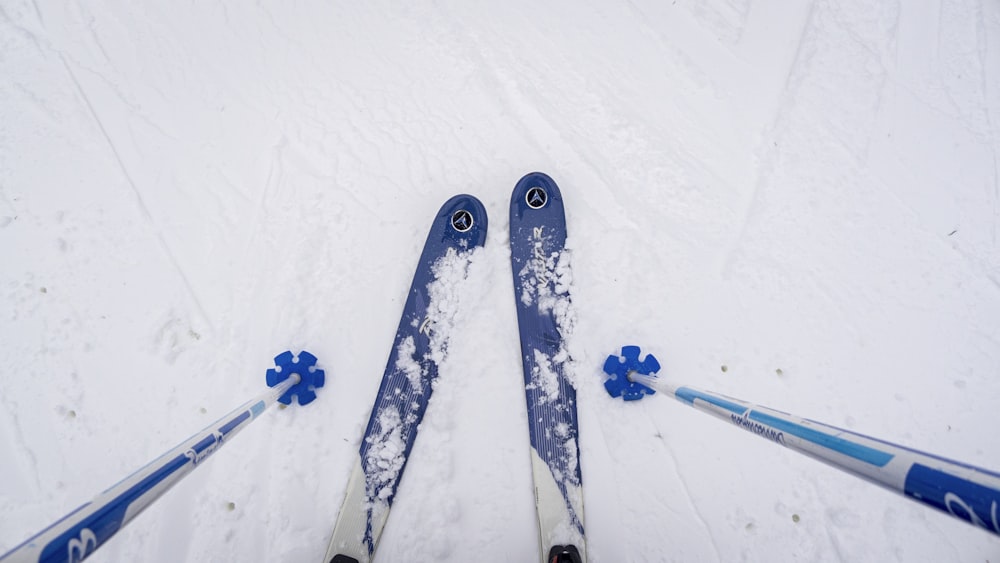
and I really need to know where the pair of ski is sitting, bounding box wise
[322,173,585,563]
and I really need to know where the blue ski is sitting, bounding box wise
[508,172,586,563]
[323,195,488,563]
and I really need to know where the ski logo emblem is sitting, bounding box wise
[526,187,547,209]
[183,430,225,465]
[67,528,97,562]
[730,410,785,445]
[451,209,473,232]
[530,227,551,286]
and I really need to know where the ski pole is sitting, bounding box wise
[603,346,1000,538]
[0,350,325,563]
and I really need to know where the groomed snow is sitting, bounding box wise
[1,1,999,561]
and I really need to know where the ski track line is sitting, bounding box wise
[265,424,285,562]
[975,0,1000,247]
[0,393,42,493]
[875,168,1000,297]
[82,9,113,67]
[572,0,751,212]
[441,4,704,235]
[991,147,999,248]
[461,48,561,165]
[0,2,45,54]
[241,137,323,266]
[585,400,629,559]
[510,72,633,230]
[255,2,301,50]
[445,13,624,211]
[803,476,848,563]
[719,1,816,277]
[621,0,745,95]
[242,139,284,259]
[642,407,722,562]
[28,0,43,27]
[795,262,866,340]
[857,24,896,171]
[57,53,216,332]
[760,0,817,133]
[934,0,945,62]
[217,169,254,206]
[59,6,178,143]
[871,125,1000,296]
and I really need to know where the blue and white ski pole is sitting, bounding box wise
[603,346,1000,537]
[0,350,324,563]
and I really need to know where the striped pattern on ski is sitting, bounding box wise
[508,172,586,562]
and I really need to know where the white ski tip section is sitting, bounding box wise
[530,448,587,562]
[324,461,388,563]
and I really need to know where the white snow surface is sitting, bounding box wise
[425,247,477,365]
[1,1,1000,561]
[365,406,409,505]
[393,335,423,396]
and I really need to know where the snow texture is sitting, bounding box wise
[520,226,578,406]
[365,406,409,505]
[362,247,476,521]
[393,336,423,396]
[425,247,477,365]
[2,1,1000,562]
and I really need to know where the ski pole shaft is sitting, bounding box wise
[0,374,300,563]
[631,373,1000,537]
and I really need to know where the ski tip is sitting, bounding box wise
[436,193,488,248]
[265,350,325,406]
[548,544,583,563]
[602,345,657,401]
[512,172,563,213]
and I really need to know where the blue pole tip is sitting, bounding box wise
[603,345,658,401]
[266,350,325,406]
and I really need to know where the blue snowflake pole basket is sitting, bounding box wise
[0,350,324,563]
[266,350,325,405]
[602,345,658,401]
